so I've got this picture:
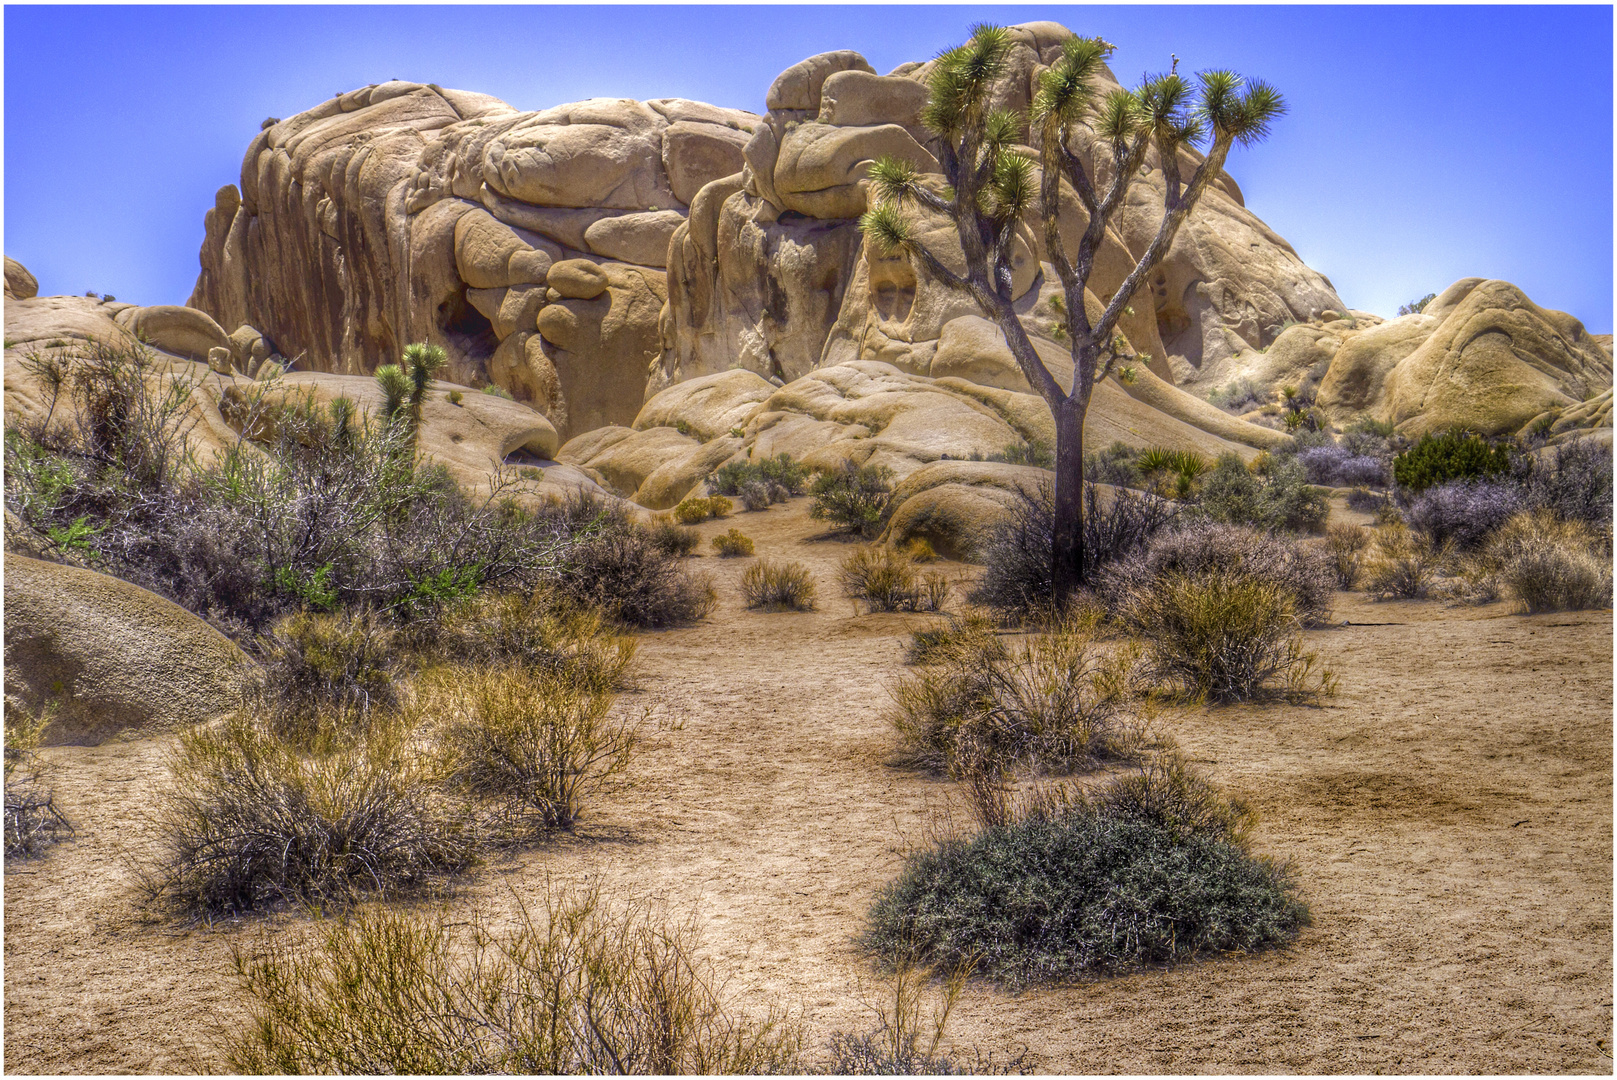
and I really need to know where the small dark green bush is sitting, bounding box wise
[867,773,1308,984]
[1191,453,1327,533]
[810,462,894,538]
[1392,430,1511,494]
[710,453,808,497]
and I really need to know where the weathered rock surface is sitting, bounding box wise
[189,83,758,439]
[3,554,253,745]
[5,256,39,300]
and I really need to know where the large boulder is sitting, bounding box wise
[1377,280,1613,436]
[5,256,38,300]
[3,554,253,746]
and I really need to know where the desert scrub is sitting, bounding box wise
[1123,570,1336,703]
[422,664,642,836]
[1323,523,1370,589]
[839,546,948,613]
[968,480,1176,621]
[809,461,894,537]
[1405,480,1525,550]
[647,517,700,556]
[903,611,997,666]
[709,452,808,497]
[225,883,804,1074]
[4,700,72,859]
[711,527,755,557]
[1189,453,1328,534]
[407,587,635,694]
[890,609,1141,775]
[149,710,473,916]
[249,609,403,743]
[1361,524,1448,600]
[867,759,1307,985]
[672,495,731,524]
[902,536,939,562]
[1098,522,1336,627]
[1483,511,1613,613]
[552,526,717,628]
[1392,430,1511,493]
[741,559,817,611]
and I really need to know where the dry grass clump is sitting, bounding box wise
[648,517,700,556]
[1323,523,1370,589]
[1484,511,1613,613]
[148,710,473,917]
[672,495,731,524]
[1361,523,1448,600]
[225,883,805,1074]
[711,527,755,557]
[902,537,940,563]
[410,587,635,694]
[867,752,1308,985]
[419,664,643,837]
[741,559,817,611]
[250,610,402,743]
[839,547,949,613]
[1123,570,1336,703]
[904,612,997,666]
[4,699,72,859]
[890,609,1142,775]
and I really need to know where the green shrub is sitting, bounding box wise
[1398,293,1436,316]
[422,664,641,836]
[1192,453,1327,533]
[998,439,1054,468]
[740,559,817,611]
[810,462,894,538]
[709,453,808,497]
[672,495,732,524]
[225,884,804,1074]
[148,711,473,916]
[867,765,1308,984]
[711,527,755,557]
[1123,569,1335,703]
[1392,430,1511,493]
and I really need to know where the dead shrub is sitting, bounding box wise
[1362,523,1448,600]
[225,883,804,1074]
[422,664,642,836]
[1124,570,1335,703]
[553,528,717,628]
[149,710,473,916]
[648,517,700,556]
[741,559,817,611]
[250,609,402,743]
[890,609,1142,774]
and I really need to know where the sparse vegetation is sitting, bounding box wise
[225,884,804,1073]
[710,453,808,498]
[1362,524,1448,600]
[4,699,72,859]
[1483,511,1613,613]
[839,547,948,613]
[810,461,894,538]
[889,609,1141,775]
[1190,452,1328,533]
[712,527,755,557]
[1398,293,1437,316]
[740,559,817,611]
[648,517,700,557]
[867,757,1308,984]
[552,525,717,629]
[1324,523,1370,588]
[673,495,732,524]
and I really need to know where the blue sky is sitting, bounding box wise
[4,5,1612,331]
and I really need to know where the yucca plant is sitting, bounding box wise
[861,26,1283,599]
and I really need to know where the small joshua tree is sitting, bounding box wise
[861,26,1283,599]
[375,342,449,442]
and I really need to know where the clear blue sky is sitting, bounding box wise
[4,5,1612,331]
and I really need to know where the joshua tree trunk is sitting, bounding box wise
[1051,393,1087,600]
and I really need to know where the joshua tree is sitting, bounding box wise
[860,26,1284,599]
[374,342,448,443]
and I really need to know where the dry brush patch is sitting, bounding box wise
[740,559,817,611]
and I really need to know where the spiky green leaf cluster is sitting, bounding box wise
[1031,36,1114,125]
[920,23,1011,137]
[980,151,1036,223]
[856,202,914,255]
[375,364,409,420]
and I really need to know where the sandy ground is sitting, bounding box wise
[4,498,1612,1073]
